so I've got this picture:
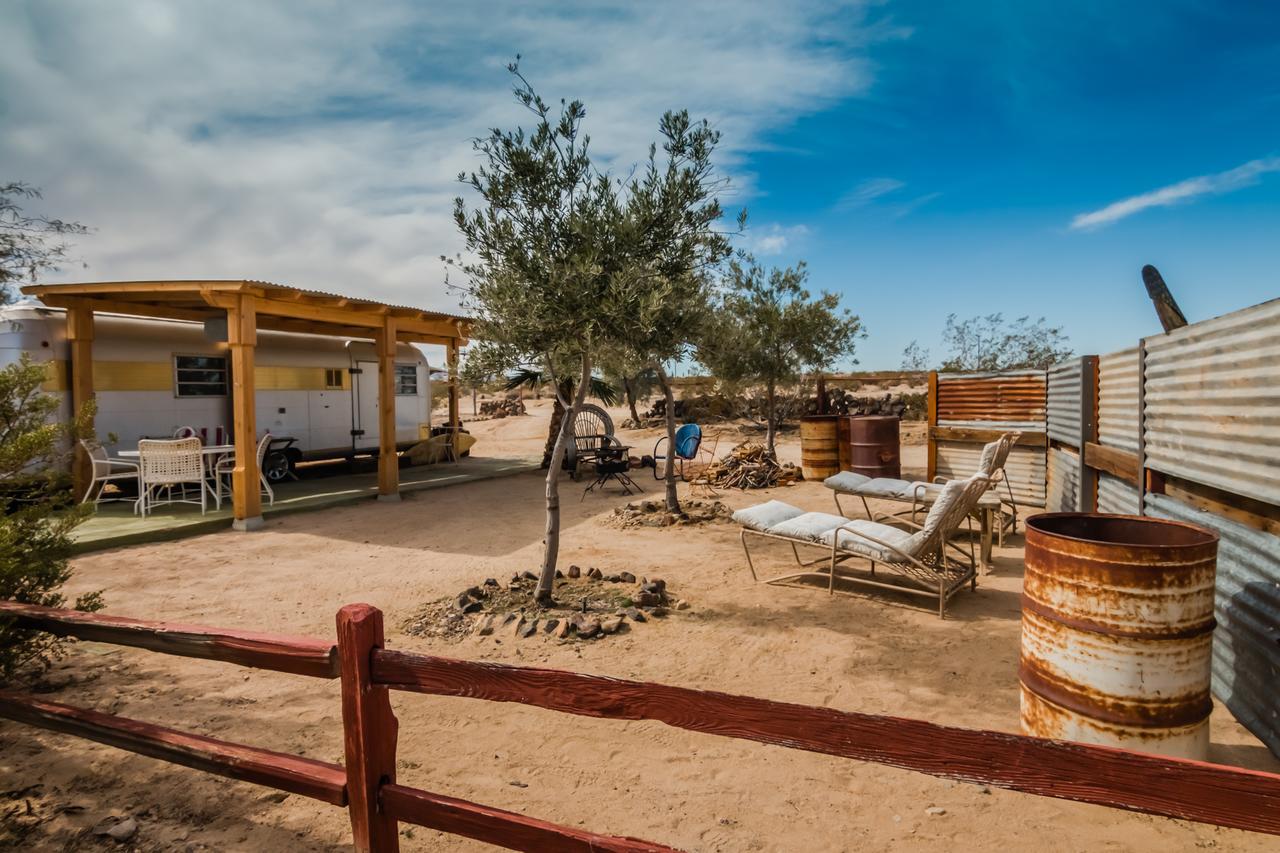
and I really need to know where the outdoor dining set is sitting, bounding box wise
[80,430,277,517]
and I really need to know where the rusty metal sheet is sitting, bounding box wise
[1143,298,1280,505]
[936,371,1046,424]
[1047,359,1084,447]
[1046,446,1081,512]
[1021,513,1218,759]
[936,440,1045,507]
[1097,473,1141,515]
[1098,346,1140,454]
[1145,492,1280,758]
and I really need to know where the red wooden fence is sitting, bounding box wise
[2,599,1280,852]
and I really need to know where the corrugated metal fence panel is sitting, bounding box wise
[1097,473,1140,515]
[1046,359,1083,446]
[936,440,1046,507]
[936,371,1046,425]
[1145,492,1280,757]
[1046,445,1080,512]
[1143,298,1280,505]
[1098,346,1140,453]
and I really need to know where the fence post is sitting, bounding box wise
[926,370,938,481]
[337,604,400,852]
[1079,356,1099,512]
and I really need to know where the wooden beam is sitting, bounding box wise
[447,339,460,440]
[0,601,338,678]
[1080,355,1099,512]
[66,302,95,499]
[1161,474,1280,537]
[337,605,400,852]
[228,294,262,529]
[371,650,1280,838]
[376,317,399,500]
[1083,442,1140,486]
[0,692,348,806]
[930,425,1048,448]
[23,280,251,297]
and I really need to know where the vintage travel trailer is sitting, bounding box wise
[0,303,435,478]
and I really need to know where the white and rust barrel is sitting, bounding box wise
[1020,512,1218,759]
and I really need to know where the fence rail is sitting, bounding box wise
[3,600,1280,851]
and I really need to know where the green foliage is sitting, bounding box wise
[698,256,865,450]
[903,313,1073,372]
[1,182,88,302]
[0,354,102,683]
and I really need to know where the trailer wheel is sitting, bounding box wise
[263,450,293,483]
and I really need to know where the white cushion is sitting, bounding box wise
[821,519,918,561]
[824,471,872,492]
[769,511,849,541]
[858,478,920,500]
[732,500,804,532]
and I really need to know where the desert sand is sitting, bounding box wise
[2,399,1276,851]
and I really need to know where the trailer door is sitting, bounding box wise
[353,360,379,449]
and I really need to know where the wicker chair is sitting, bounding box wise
[136,437,211,517]
[213,433,274,510]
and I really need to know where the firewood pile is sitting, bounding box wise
[479,397,527,418]
[693,442,802,490]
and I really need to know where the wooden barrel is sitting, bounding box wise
[1020,513,1218,759]
[799,415,840,481]
[839,415,900,478]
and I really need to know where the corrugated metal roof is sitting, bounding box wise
[1143,298,1280,505]
[1097,473,1140,515]
[1046,358,1083,446]
[1098,346,1140,454]
[1145,492,1280,758]
[936,440,1046,507]
[1046,445,1081,512]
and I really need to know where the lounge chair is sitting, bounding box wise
[734,475,990,618]
[824,432,1019,556]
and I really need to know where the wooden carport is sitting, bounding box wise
[22,280,471,530]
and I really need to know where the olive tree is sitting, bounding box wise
[451,63,645,604]
[902,313,1072,372]
[698,257,864,456]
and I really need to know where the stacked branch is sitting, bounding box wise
[693,442,802,490]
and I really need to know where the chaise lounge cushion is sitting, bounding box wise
[820,519,918,562]
[769,511,849,542]
[823,471,871,492]
[732,500,805,532]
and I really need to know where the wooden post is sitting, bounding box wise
[66,302,95,500]
[926,370,939,481]
[376,318,399,500]
[446,339,460,444]
[336,604,400,853]
[228,294,262,530]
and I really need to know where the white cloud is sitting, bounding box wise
[1,1,897,312]
[1071,156,1280,230]
[835,177,904,210]
[746,224,810,256]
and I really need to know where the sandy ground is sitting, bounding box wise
[2,400,1277,851]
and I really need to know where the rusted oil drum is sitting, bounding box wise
[799,415,840,481]
[1020,513,1218,759]
[839,415,901,478]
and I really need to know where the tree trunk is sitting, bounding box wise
[655,364,680,513]
[541,378,573,468]
[538,355,590,605]
[623,375,641,425]
[765,379,777,457]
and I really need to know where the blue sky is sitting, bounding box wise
[4,1,1278,368]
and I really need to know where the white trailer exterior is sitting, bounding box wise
[0,304,433,464]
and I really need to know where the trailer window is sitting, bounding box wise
[324,368,344,389]
[394,365,418,396]
[174,355,228,397]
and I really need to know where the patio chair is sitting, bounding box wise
[136,437,211,517]
[824,432,1020,542]
[734,474,989,618]
[79,439,140,506]
[213,432,274,510]
[651,423,718,482]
